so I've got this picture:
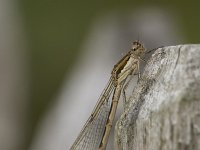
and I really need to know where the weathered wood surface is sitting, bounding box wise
[115,45,200,150]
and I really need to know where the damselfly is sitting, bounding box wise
[70,41,146,150]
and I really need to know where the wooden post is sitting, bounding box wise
[115,45,200,150]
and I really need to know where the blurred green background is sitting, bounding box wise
[1,0,200,150]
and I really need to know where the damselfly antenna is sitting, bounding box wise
[145,46,164,54]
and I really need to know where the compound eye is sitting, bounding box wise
[132,45,137,51]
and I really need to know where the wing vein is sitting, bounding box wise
[70,76,115,150]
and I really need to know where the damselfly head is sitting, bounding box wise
[131,41,145,56]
